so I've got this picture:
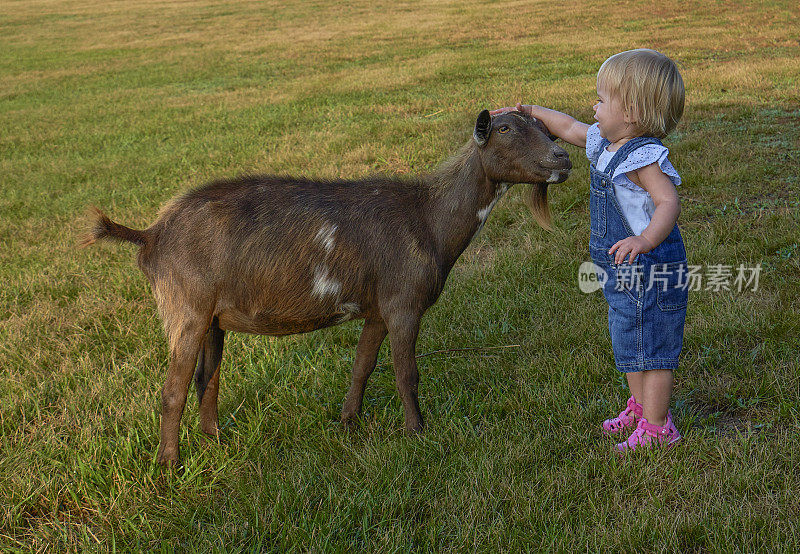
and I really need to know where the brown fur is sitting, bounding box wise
[83,110,571,466]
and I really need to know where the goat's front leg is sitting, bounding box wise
[341,318,387,428]
[157,320,208,467]
[386,314,423,433]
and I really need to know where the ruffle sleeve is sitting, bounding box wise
[611,144,681,192]
[585,123,604,163]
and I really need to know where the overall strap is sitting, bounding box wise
[601,136,664,179]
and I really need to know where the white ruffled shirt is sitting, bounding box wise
[586,123,681,235]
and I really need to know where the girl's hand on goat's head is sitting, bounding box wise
[514,103,534,116]
[489,103,534,117]
[489,105,519,116]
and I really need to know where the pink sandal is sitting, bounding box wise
[616,411,681,453]
[601,395,643,436]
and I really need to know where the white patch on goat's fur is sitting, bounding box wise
[472,184,510,242]
[476,201,497,223]
[314,223,337,254]
[547,170,560,183]
[336,302,360,322]
[340,302,360,313]
[476,184,509,224]
[312,265,342,299]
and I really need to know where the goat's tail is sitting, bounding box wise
[80,206,149,248]
[526,183,552,231]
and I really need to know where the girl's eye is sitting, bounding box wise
[498,126,510,134]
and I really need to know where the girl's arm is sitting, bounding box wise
[608,162,682,264]
[490,103,589,148]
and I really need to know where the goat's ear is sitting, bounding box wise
[473,110,492,147]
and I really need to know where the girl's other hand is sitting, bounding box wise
[608,235,655,264]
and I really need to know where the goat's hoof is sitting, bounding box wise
[340,411,361,431]
[200,423,220,438]
[403,420,424,435]
[156,447,181,468]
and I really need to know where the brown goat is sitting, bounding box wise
[83,110,571,466]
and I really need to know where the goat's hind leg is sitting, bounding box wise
[194,317,225,437]
[157,315,210,467]
[341,318,387,429]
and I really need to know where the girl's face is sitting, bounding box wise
[593,87,636,144]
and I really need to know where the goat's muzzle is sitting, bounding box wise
[538,143,572,184]
[546,167,571,184]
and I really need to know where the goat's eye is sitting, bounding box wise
[498,126,510,134]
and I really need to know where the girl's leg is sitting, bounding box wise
[640,369,674,426]
[602,371,644,435]
[626,371,644,404]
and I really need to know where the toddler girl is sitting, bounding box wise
[493,49,687,452]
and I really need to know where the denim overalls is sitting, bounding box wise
[589,136,688,372]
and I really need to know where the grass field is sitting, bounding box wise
[2,0,799,550]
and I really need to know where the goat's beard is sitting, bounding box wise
[526,183,552,230]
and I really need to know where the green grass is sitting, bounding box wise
[2,0,799,550]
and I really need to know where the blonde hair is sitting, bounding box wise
[597,49,685,139]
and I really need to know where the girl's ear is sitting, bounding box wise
[624,105,639,125]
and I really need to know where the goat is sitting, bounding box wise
[83,110,571,466]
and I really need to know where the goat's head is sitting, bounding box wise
[473,109,572,229]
